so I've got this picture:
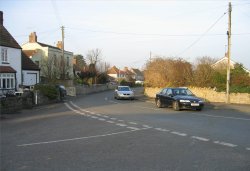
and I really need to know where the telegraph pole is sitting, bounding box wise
[61,26,65,79]
[226,2,232,103]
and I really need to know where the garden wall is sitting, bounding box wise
[144,87,250,104]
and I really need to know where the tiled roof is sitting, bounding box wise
[0,66,16,73]
[0,24,21,49]
[22,52,40,71]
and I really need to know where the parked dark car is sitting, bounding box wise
[155,87,204,111]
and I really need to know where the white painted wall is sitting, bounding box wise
[0,46,22,90]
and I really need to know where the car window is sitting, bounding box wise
[118,87,130,91]
[161,88,168,95]
[166,89,173,96]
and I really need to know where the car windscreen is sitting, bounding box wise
[118,87,130,91]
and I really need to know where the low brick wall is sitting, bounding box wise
[74,84,116,96]
[144,87,250,104]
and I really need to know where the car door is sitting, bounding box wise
[165,88,174,106]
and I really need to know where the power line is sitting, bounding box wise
[176,12,227,57]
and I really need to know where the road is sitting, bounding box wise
[1,88,250,171]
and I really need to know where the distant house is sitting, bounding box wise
[130,68,144,81]
[0,11,22,95]
[212,55,250,75]
[107,66,126,81]
[21,32,74,81]
[107,66,144,82]
[21,52,40,87]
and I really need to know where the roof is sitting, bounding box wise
[0,24,21,49]
[107,66,120,74]
[38,42,61,51]
[23,50,38,57]
[22,52,40,71]
[131,68,143,76]
[0,66,16,73]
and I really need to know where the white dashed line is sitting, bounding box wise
[111,118,117,120]
[103,115,109,118]
[98,118,106,121]
[127,127,140,130]
[191,136,210,142]
[91,116,98,119]
[155,128,170,132]
[213,141,238,148]
[171,131,187,137]
[129,122,137,125]
[116,123,127,127]
[246,148,250,151]
[142,125,153,128]
[106,121,115,124]
[118,120,124,122]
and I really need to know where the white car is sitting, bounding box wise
[114,86,135,100]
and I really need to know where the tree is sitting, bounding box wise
[86,48,102,65]
[73,54,86,76]
[193,56,217,87]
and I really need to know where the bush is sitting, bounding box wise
[34,84,58,100]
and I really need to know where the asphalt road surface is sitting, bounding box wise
[1,88,250,171]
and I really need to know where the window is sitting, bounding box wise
[1,48,8,62]
[67,57,69,67]
[0,73,15,89]
[166,89,173,96]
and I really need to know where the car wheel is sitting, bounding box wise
[156,99,162,108]
[173,101,180,111]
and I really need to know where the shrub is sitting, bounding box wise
[34,84,58,100]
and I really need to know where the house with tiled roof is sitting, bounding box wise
[107,66,126,81]
[21,32,74,81]
[0,11,22,95]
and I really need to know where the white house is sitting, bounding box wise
[22,32,74,81]
[0,11,22,95]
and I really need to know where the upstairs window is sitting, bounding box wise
[1,48,8,63]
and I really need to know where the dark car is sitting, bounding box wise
[155,87,204,111]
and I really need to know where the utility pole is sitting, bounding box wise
[226,2,232,103]
[61,26,65,79]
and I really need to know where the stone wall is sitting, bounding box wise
[144,87,250,104]
[74,84,116,96]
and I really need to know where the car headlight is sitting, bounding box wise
[180,100,190,103]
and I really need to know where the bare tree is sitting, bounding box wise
[86,48,102,65]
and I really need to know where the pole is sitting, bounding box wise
[61,26,65,79]
[226,2,232,103]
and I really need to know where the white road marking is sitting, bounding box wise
[116,123,127,127]
[213,141,237,147]
[106,121,115,124]
[110,118,117,120]
[191,112,250,121]
[64,103,86,116]
[17,129,149,147]
[142,125,153,128]
[191,136,210,142]
[118,120,124,122]
[129,122,137,125]
[155,128,170,132]
[127,127,140,130]
[246,148,250,151]
[98,118,106,121]
[171,131,187,137]
[103,115,109,118]
[91,116,98,119]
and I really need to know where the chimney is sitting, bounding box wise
[0,11,3,25]
[29,32,37,43]
[57,41,63,49]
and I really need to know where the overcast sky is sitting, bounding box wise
[1,0,250,69]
